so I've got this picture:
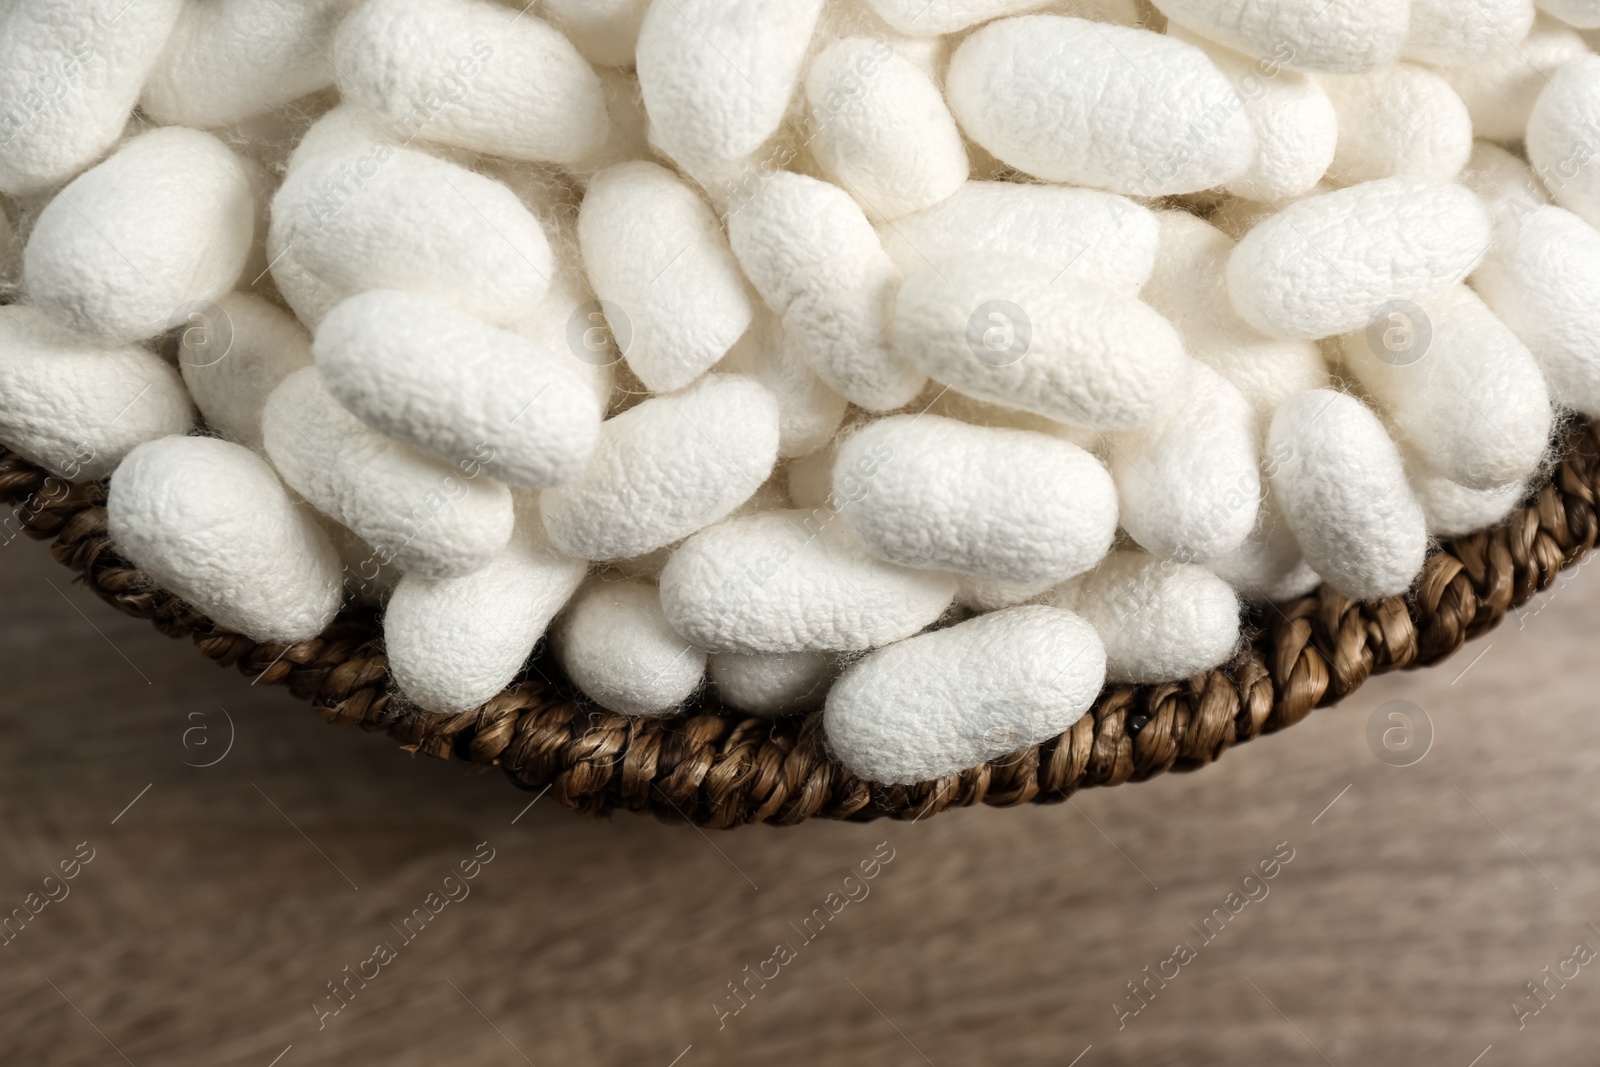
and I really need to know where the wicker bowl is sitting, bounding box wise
[3,419,1596,827]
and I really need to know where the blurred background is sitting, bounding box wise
[3,536,1599,1067]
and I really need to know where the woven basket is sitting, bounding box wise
[3,419,1597,827]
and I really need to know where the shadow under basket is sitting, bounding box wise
[3,421,1598,828]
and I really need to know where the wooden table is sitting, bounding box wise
[3,535,1598,1066]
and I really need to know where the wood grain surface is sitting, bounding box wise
[3,534,1599,1066]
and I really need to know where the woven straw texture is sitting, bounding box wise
[2,420,1596,827]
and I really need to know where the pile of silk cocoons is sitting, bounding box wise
[1,0,1597,786]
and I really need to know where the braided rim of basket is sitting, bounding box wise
[1,420,1596,827]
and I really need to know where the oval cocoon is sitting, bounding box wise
[179,293,313,451]
[1142,211,1329,426]
[1210,492,1322,604]
[141,0,350,128]
[709,650,838,717]
[636,0,824,173]
[877,181,1159,297]
[0,307,195,482]
[719,311,848,460]
[1170,28,1336,203]
[835,415,1118,584]
[1405,0,1534,66]
[553,580,706,717]
[1528,54,1600,230]
[1108,364,1262,564]
[806,37,968,220]
[946,16,1254,195]
[1440,18,1587,144]
[1053,551,1241,683]
[541,374,781,561]
[1153,0,1410,74]
[823,605,1106,785]
[386,498,586,714]
[314,291,601,490]
[108,436,343,644]
[25,128,257,344]
[1267,390,1428,601]
[269,140,552,329]
[334,0,609,165]
[579,162,753,394]
[727,171,925,412]
[1473,203,1600,419]
[1406,452,1526,538]
[0,0,183,196]
[894,255,1192,429]
[262,368,514,579]
[659,508,958,654]
[1226,178,1491,340]
[1322,65,1473,186]
[1340,286,1551,491]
